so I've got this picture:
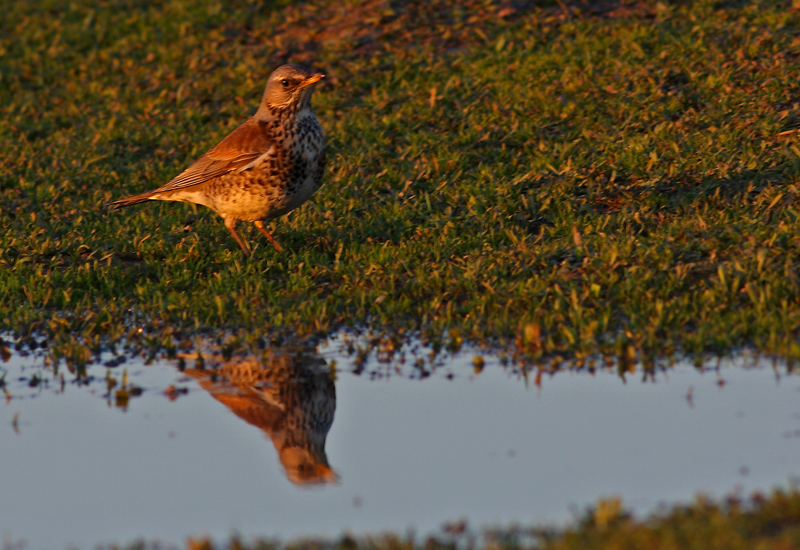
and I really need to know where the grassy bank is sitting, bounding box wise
[149,486,800,550]
[2,0,800,362]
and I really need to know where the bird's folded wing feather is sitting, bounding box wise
[151,118,274,193]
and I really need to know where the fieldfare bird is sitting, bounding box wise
[109,64,326,257]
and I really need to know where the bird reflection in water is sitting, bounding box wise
[183,349,337,485]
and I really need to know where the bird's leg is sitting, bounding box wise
[224,217,251,257]
[254,220,284,253]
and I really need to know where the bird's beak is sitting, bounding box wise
[302,73,325,87]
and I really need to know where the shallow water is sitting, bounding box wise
[1,338,799,549]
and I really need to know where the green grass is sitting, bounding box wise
[3,0,800,363]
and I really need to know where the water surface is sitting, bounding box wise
[1,338,798,549]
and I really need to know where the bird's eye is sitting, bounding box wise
[281,79,289,87]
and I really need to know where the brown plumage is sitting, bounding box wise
[184,350,337,485]
[109,64,326,256]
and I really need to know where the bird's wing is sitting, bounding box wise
[151,118,274,193]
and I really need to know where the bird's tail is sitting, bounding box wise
[107,192,155,209]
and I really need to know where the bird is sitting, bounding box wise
[109,64,326,257]
[183,350,338,485]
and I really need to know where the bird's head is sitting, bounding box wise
[259,64,325,116]
[280,447,339,485]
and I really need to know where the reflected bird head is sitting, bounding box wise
[280,447,340,485]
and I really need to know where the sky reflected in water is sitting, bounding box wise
[1,338,799,549]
